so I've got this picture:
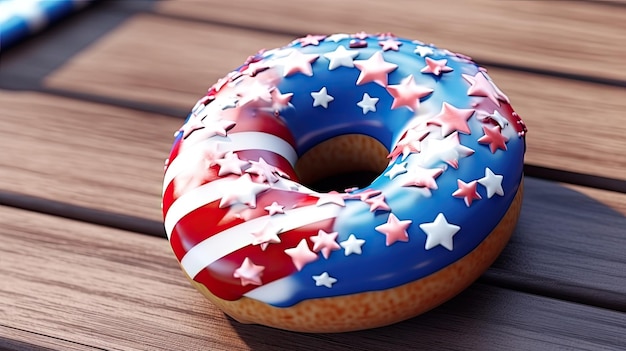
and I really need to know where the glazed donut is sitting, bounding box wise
[162,32,527,333]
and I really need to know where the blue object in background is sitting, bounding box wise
[0,0,94,51]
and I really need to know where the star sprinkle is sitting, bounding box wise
[270,88,293,109]
[462,72,507,106]
[323,45,359,70]
[278,50,319,77]
[251,221,282,250]
[312,272,337,288]
[419,213,460,251]
[353,31,369,40]
[428,102,474,137]
[390,127,430,160]
[214,151,249,176]
[420,57,453,76]
[402,166,443,190]
[414,45,434,57]
[340,234,366,256]
[177,119,205,139]
[246,157,284,183]
[285,239,318,271]
[353,51,398,86]
[419,132,475,169]
[264,201,285,215]
[478,125,509,153]
[386,75,433,111]
[311,87,335,108]
[315,191,346,207]
[357,93,379,114]
[365,194,391,212]
[384,162,408,179]
[237,81,273,108]
[233,257,264,286]
[310,230,341,259]
[452,179,482,207]
[298,34,326,47]
[375,213,412,246]
[478,167,504,198]
[219,174,270,208]
[326,33,350,42]
[378,38,402,51]
[203,119,237,138]
[486,110,509,129]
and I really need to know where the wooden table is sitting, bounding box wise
[1,1,625,350]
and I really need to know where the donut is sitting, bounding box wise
[161,32,527,333]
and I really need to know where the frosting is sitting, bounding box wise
[162,33,527,307]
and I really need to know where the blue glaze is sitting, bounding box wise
[251,35,525,307]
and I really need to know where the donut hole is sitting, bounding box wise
[294,134,389,193]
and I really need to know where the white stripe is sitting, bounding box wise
[244,276,298,305]
[180,204,340,278]
[163,178,232,238]
[163,132,298,193]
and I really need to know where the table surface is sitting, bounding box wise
[1,1,625,350]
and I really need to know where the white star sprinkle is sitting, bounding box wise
[219,174,270,208]
[478,167,504,198]
[312,272,337,288]
[419,213,460,251]
[414,45,434,57]
[384,162,408,179]
[264,201,285,215]
[323,45,359,70]
[214,151,249,176]
[325,33,351,42]
[340,234,366,256]
[250,221,282,250]
[357,93,379,114]
[311,87,335,108]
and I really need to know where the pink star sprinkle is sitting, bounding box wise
[177,119,205,139]
[386,75,433,111]
[284,239,318,271]
[402,166,444,190]
[378,38,402,51]
[462,72,506,106]
[315,191,346,207]
[299,34,326,47]
[353,51,398,86]
[264,201,285,215]
[375,213,412,246]
[365,194,391,212]
[270,88,293,106]
[420,57,453,76]
[478,125,509,153]
[251,222,282,250]
[280,50,319,77]
[452,179,482,207]
[353,31,369,40]
[310,230,341,259]
[214,151,249,176]
[233,257,265,286]
[203,118,237,138]
[428,102,474,137]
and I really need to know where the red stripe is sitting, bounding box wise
[169,190,320,260]
[193,218,335,301]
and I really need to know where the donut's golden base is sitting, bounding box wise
[185,181,524,333]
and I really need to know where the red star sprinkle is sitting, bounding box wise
[353,51,398,86]
[402,166,444,190]
[279,50,319,77]
[284,239,318,271]
[378,38,402,51]
[386,75,433,111]
[428,102,474,137]
[310,230,341,259]
[365,194,391,212]
[452,179,482,207]
[420,57,453,76]
[233,257,265,286]
[478,125,509,153]
[375,213,412,246]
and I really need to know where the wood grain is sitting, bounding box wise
[42,15,626,180]
[0,90,180,222]
[1,207,625,351]
[156,0,626,82]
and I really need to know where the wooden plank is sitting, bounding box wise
[42,16,626,180]
[156,0,626,82]
[0,326,97,351]
[0,90,180,222]
[1,207,625,350]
